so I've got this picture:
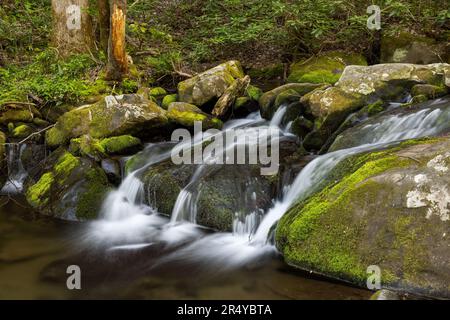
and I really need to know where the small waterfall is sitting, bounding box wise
[1,144,28,194]
[87,97,450,270]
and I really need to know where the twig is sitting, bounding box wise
[3,124,55,146]
[1,101,36,107]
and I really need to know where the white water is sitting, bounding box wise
[84,98,450,271]
[1,144,28,194]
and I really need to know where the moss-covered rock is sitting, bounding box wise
[411,84,448,100]
[381,32,450,64]
[45,94,168,147]
[259,83,324,119]
[288,51,367,85]
[0,104,41,125]
[167,102,223,130]
[25,151,112,221]
[11,124,33,139]
[138,161,277,231]
[162,94,178,109]
[246,85,263,101]
[149,87,167,97]
[178,60,245,108]
[276,138,450,299]
[69,134,142,160]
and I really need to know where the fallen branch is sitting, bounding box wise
[3,124,55,146]
[0,101,36,107]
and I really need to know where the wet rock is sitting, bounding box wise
[167,102,223,130]
[233,97,259,118]
[328,98,450,152]
[45,94,168,148]
[178,61,245,108]
[259,83,324,119]
[0,104,41,125]
[411,84,448,100]
[101,158,122,185]
[288,51,367,85]
[25,151,112,220]
[369,289,401,300]
[381,32,450,64]
[276,137,450,299]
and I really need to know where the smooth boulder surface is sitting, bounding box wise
[178,60,245,108]
[45,94,168,147]
[276,138,450,299]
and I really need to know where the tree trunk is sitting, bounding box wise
[106,0,128,81]
[98,0,110,54]
[51,0,94,57]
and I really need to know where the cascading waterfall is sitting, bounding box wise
[1,143,28,194]
[85,97,450,270]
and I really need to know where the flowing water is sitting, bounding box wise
[1,97,450,299]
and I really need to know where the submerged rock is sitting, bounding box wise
[45,94,168,147]
[178,61,245,108]
[167,102,223,130]
[288,51,367,85]
[276,138,450,299]
[25,151,112,220]
[138,161,277,231]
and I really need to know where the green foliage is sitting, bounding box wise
[0,49,106,105]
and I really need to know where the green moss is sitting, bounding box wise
[54,152,80,176]
[246,85,263,101]
[75,168,110,220]
[26,172,54,207]
[99,135,142,155]
[366,100,385,116]
[277,149,413,284]
[234,97,250,110]
[150,87,167,96]
[162,94,178,109]
[12,124,33,139]
[288,52,367,85]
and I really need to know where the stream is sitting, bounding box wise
[1,97,450,299]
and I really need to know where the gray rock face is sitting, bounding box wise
[45,94,168,147]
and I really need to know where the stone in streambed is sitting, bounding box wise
[25,151,112,220]
[167,102,223,129]
[45,94,168,148]
[276,138,450,299]
[177,60,245,108]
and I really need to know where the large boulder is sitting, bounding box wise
[288,51,367,85]
[276,138,450,299]
[381,32,450,64]
[178,61,245,108]
[25,150,112,220]
[167,102,223,130]
[45,94,168,147]
[259,83,324,119]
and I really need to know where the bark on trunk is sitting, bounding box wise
[51,0,94,57]
[212,76,251,118]
[106,0,128,81]
[98,0,110,54]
